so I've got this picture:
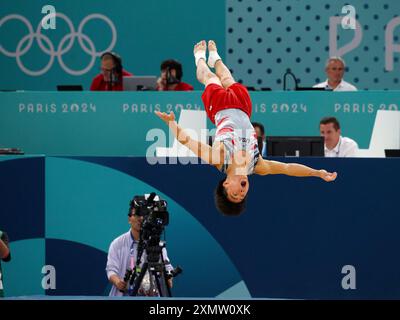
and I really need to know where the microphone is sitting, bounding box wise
[105,69,117,91]
[110,67,118,85]
[166,67,180,86]
[283,69,298,91]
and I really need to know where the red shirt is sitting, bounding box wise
[90,70,133,91]
[173,82,193,91]
[157,82,194,91]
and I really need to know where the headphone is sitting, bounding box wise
[101,51,123,81]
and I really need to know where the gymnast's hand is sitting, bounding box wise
[318,170,337,182]
[155,111,176,124]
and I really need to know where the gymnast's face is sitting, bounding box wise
[223,176,249,203]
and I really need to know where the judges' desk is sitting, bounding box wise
[1,91,399,156]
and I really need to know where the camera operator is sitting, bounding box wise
[106,199,174,296]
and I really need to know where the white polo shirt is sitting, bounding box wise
[313,79,358,91]
[325,136,359,157]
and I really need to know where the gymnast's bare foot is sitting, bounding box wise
[194,40,206,66]
[207,40,221,68]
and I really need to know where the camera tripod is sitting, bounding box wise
[127,238,172,297]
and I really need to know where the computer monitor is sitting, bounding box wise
[123,76,157,91]
[385,149,400,157]
[266,136,324,157]
[57,85,83,91]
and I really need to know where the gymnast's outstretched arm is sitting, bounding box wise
[155,111,223,167]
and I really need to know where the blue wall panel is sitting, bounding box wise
[1,156,399,298]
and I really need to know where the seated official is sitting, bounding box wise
[320,116,359,157]
[252,122,267,158]
[157,59,194,91]
[90,52,133,91]
[313,57,357,91]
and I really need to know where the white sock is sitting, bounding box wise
[194,50,206,66]
[207,50,221,68]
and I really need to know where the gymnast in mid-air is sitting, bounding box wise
[156,40,337,216]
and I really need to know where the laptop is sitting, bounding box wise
[385,149,400,157]
[57,85,83,91]
[123,76,158,91]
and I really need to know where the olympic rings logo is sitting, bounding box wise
[0,13,117,76]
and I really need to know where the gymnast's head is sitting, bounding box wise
[214,175,249,216]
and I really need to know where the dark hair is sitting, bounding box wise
[101,51,123,75]
[128,196,141,217]
[214,178,247,216]
[127,204,135,217]
[252,122,265,136]
[320,116,340,130]
[160,59,183,80]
